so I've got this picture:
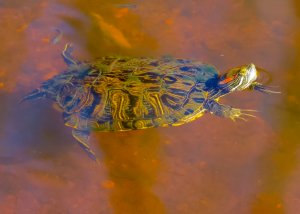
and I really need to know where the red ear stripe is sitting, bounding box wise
[219,73,238,85]
[219,76,234,85]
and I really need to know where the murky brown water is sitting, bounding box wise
[0,0,300,213]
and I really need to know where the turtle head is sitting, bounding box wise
[217,63,280,94]
[218,63,257,92]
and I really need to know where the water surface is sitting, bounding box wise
[0,0,300,213]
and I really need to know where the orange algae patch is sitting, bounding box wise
[42,70,59,80]
[91,13,132,49]
[0,82,4,89]
[41,37,50,43]
[16,24,28,32]
[164,18,174,25]
[102,180,115,189]
[115,8,129,18]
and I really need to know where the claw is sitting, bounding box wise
[232,116,248,122]
[240,109,259,113]
[241,113,257,118]
[239,113,257,121]
[230,108,257,121]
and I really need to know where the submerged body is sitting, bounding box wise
[22,44,277,160]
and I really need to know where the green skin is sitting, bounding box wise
[21,43,278,161]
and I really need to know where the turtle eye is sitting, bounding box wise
[239,67,248,75]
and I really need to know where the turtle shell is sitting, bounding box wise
[56,56,219,131]
[22,55,221,160]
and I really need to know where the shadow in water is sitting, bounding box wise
[56,0,159,58]
[95,129,166,214]
[250,1,300,213]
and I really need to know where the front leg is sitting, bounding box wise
[203,99,256,121]
[249,82,280,94]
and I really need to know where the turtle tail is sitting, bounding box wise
[19,88,47,104]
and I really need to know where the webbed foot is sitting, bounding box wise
[204,99,257,121]
[223,108,257,121]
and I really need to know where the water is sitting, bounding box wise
[0,0,299,213]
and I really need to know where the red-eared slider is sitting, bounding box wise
[22,44,277,160]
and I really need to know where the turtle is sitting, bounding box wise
[21,43,278,161]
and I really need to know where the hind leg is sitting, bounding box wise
[204,100,256,121]
[63,112,98,162]
[72,129,99,163]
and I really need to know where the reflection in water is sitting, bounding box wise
[249,1,300,213]
[96,130,166,214]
